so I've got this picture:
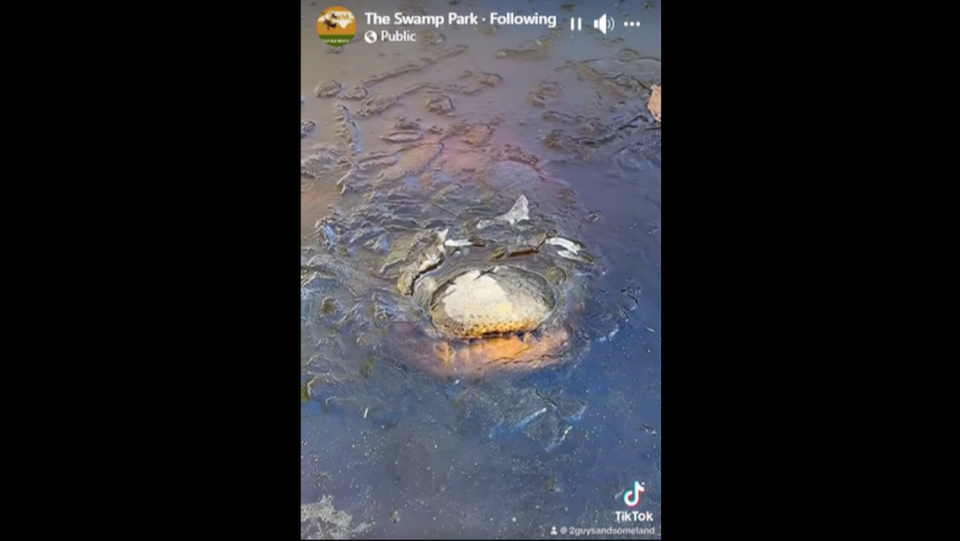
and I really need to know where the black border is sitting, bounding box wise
[663,1,835,534]
[115,5,304,537]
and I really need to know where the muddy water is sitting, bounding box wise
[301,0,661,539]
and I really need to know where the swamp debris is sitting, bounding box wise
[648,85,661,123]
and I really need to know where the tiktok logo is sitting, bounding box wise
[623,481,645,507]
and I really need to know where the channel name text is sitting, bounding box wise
[364,12,557,29]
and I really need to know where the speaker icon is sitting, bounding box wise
[593,14,615,34]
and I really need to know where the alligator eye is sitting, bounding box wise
[487,246,507,261]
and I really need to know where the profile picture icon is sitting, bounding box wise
[317,6,357,46]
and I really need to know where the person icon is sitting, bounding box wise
[551,526,558,535]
